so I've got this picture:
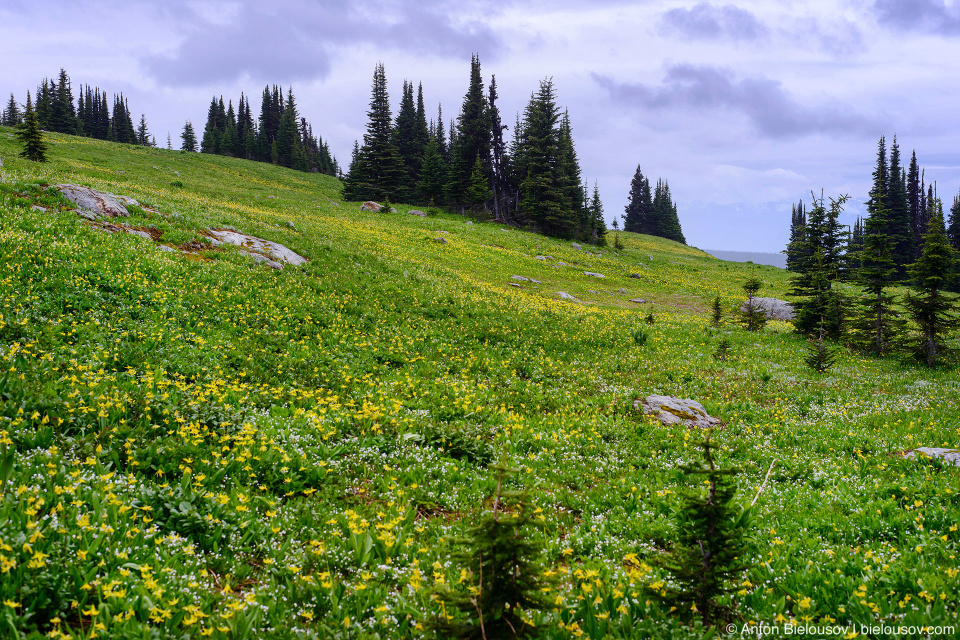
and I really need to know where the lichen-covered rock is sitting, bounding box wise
[556,291,579,302]
[583,271,605,278]
[207,229,307,266]
[57,184,130,218]
[360,201,384,212]
[636,395,722,429]
[408,209,428,217]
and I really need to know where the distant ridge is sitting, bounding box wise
[703,249,786,269]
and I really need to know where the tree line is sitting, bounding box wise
[2,69,151,146]
[785,135,960,366]
[341,57,608,244]
[617,165,685,244]
[190,86,338,176]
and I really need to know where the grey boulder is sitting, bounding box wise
[56,184,130,218]
[904,448,960,467]
[636,395,722,429]
[208,229,308,266]
[740,297,794,321]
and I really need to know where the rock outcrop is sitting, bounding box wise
[556,291,579,302]
[57,184,131,219]
[207,229,308,266]
[903,448,960,467]
[408,209,428,217]
[360,201,384,212]
[740,297,794,321]
[636,395,722,429]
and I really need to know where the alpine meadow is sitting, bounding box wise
[1,112,959,640]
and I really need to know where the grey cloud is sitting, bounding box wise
[874,0,960,35]
[659,3,767,41]
[594,64,881,139]
[142,0,503,87]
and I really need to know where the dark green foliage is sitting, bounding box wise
[849,142,904,356]
[738,277,767,332]
[432,465,549,639]
[651,433,752,625]
[447,56,491,210]
[110,94,137,144]
[275,89,300,168]
[907,150,924,260]
[393,80,422,202]
[416,135,447,206]
[712,296,723,329]
[465,154,492,217]
[49,68,77,135]
[652,179,685,244]
[622,165,652,234]
[180,121,197,152]
[35,79,52,129]
[589,181,606,246]
[613,232,625,251]
[2,93,22,126]
[556,111,587,240]
[886,137,913,275]
[903,200,960,367]
[784,200,806,272]
[804,328,838,373]
[488,76,512,222]
[342,64,405,202]
[517,79,575,238]
[713,337,730,361]
[790,193,848,338]
[16,93,48,163]
[632,327,650,346]
[136,114,152,146]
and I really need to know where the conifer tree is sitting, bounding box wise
[416,135,447,206]
[651,432,752,625]
[465,154,493,217]
[488,76,512,221]
[623,165,653,234]
[136,114,152,146]
[590,181,607,246]
[903,198,960,366]
[448,55,491,209]
[180,121,197,152]
[341,63,404,202]
[517,79,573,238]
[393,80,420,202]
[275,88,300,167]
[948,189,960,254]
[2,93,21,126]
[16,93,47,162]
[790,193,847,337]
[886,137,912,275]
[557,111,587,239]
[35,79,52,129]
[785,200,807,272]
[849,139,903,356]
[652,179,686,243]
[907,150,923,260]
[49,68,77,134]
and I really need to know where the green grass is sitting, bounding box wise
[0,128,957,639]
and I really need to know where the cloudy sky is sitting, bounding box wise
[4,0,960,252]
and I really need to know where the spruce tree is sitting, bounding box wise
[590,181,607,246]
[785,200,807,272]
[907,150,923,260]
[2,93,21,126]
[488,76,512,221]
[623,165,652,234]
[341,63,404,202]
[557,111,587,240]
[393,80,420,202]
[416,135,447,206]
[517,79,573,238]
[35,79,52,129]
[849,141,903,356]
[790,192,847,338]
[448,55,491,209]
[49,68,77,134]
[180,121,197,152]
[903,198,960,366]
[136,114,152,146]
[275,88,300,167]
[886,136,912,275]
[16,93,47,163]
[465,154,493,217]
[948,189,960,254]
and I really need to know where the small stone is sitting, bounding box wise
[511,275,531,282]
[508,282,521,288]
[618,288,629,293]
[535,255,555,261]
[158,245,177,253]
[267,195,277,199]
[360,201,384,212]
[572,243,582,250]
[629,273,644,279]
[556,291,579,302]
[583,271,605,278]
[30,205,47,212]
[285,221,298,231]
[903,448,960,467]
[436,237,448,244]
[466,221,473,225]
[407,209,428,217]
[628,298,647,304]
[266,261,284,270]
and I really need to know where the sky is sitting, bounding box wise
[4,0,960,252]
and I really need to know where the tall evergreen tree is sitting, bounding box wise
[557,111,587,240]
[790,193,848,338]
[907,150,923,260]
[275,88,300,168]
[785,200,808,272]
[416,134,447,206]
[341,63,405,202]
[652,179,685,243]
[622,165,653,234]
[49,68,77,134]
[17,93,47,162]
[393,80,420,202]
[180,121,197,152]
[886,137,912,276]
[488,76,512,221]
[136,114,152,146]
[948,189,960,254]
[2,93,21,126]
[904,198,960,366]
[516,79,574,238]
[35,79,52,129]
[447,55,491,209]
[849,138,903,356]
[589,181,607,246]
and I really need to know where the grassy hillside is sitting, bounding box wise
[0,128,957,639]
